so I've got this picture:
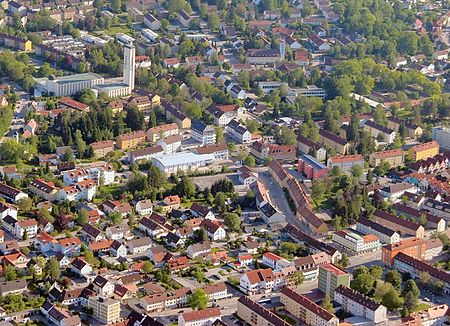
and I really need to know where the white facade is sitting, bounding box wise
[334,287,387,324]
[332,230,381,254]
[432,126,450,151]
[38,73,105,97]
[355,222,400,245]
[151,152,214,174]
[123,44,136,92]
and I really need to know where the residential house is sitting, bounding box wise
[327,155,364,173]
[363,120,396,144]
[136,199,153,216]
[187,242,211,259]
[369,149,404,167]
[116,131,146,150]
[0,183,28,203]
[157,135,182,154]
[408,141,439,161]
[356,218,401,245]
[178,308,221,326]
[191,120,216,145]
[147,123,179,142]
[200,219,226,241]
[297,134,327,162]
[237,296,290,326]
[127,237,152,255]
[226,119,252,144]
[318,129,350,155]
[371,210,425,238]
[298,154,330,180]
[334,285,387,324]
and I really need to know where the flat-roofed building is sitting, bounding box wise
[298,154,330,180]
[332,229,381,255]
[280,287,339,326]
[35,73,104,97]
[318,263,350,297]
[151,151,214,174]
[88,296,120,325]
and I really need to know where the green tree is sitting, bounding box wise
[338,253,349,268]
[74,129,86,158]
[110,211,123,225]
[17,197,32,212]
[321,294,334,313]
[385,270,402,291]
[275,126,296,145]
[77,209,89,225]
[244,155,256,167]
[351,273,374,295]
[207,12,220,31]
[382,286,403,310]
[174,176,195,198]
[291,271,304,286]
[3,265,17,281]
[224,213,241,232]
[141,260,154,276]
[45,257,61,280]
[188,289,208,310]
[369,266,383,280]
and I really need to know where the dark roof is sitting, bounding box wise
[393,203,443,225]
[319,129,348,146]
[395,252,450,284]
[237,296,290,326]
[281,224,338,256]
[82,224,102,237]
[335,285,382,311]
[365,120,395,135]
[357,217,398,237]
[373,210,422,232]
[281,287,336,321]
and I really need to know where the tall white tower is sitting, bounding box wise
[123,44,136,92]
[279,38,286,61]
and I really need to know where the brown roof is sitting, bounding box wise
[117,130,146,142]
[409,141,439,152]
[148,123,178,134]
[195,143,228,154]
[371,149,404,159]
[90,140,114,150]
[245,268,275,284]
[335,285,382,311]
[237,296,290,326]
[182,307,221,322]
[281,287,336,321]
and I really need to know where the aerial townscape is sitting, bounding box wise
[0,0,449,325]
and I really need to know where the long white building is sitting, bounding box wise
[151,151,214,174]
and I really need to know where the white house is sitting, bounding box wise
[157,135,182,154]
[200,219,226,241]
[136,200,153,216]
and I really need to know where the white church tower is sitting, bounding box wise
[123,44,135,92]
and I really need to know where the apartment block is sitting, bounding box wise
[87,296,120,325]
[408,141,439,161]
[381,238,426,266]
[318,263,350,297]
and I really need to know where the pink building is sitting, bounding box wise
[298,154,330,180]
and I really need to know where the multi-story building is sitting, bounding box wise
[318,263,350,297]
[319,129,350,155]
[239,268,280,295]
[147,123,179,143]
[327,155,364,173]
[116,131,146,150]
[332,229,381,255]
[87,296,120,325]
[15,219,38,239]
[334,285,387,324]
[297,134,327,162]
[237,296,290,326]
[250,141,296,163]
[0,183,28,203]
[178,308,221,326]
[245,48,281,65]
[393,252,450,294]
[157,135,182,154]
[140,287,190,312]
[363,120,396,143]
[356,218,401,245]
[371,210,425,238]
[408,141,439,161]
[193,144,229,161]
[29,179,60,202]
[280,287,339,326]
[127,146,163,164]
[226,119,252,143]
[393,203,446,233]
[401,304,449,326]
[298,154,330,180]
[432,126,450,151]
[369,149,404,167]
[191,120,216,145]
[90,140,114,158]
[381,238,426,266]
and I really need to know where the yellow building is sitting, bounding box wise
[0,33,32,52]
[408,141,439,161]
[88,296,120,325]
[116,130,146,150]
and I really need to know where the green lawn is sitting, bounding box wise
[100,25,135,37]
